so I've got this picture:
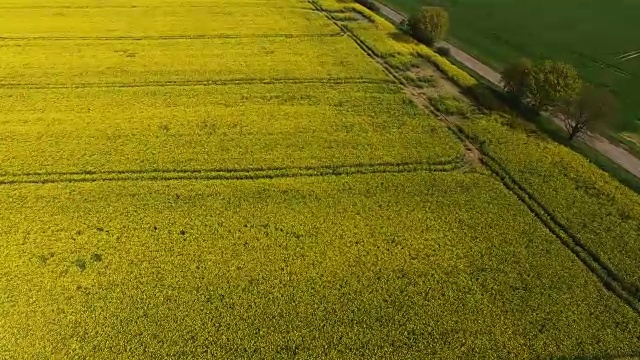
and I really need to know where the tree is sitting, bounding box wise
[556,85,619,140]
[527,60,582,111]
[408,7,449,46]
[501,58,533,101]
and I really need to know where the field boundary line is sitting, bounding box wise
[0,78,394,90]
[0,160,467,186]
[0,5,315,10]
[309,0,640,316]
[0,32,345,42]
[307,2,402,88]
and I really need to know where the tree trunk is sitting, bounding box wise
[568,124,583,141]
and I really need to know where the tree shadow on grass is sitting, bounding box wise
[390,31,415,45]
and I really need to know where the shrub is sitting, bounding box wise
[501,57,533,101]
[407,7,449,46]
[402,72,435,88]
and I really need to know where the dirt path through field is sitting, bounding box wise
[373,0,640,179]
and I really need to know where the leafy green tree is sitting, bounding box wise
[527,60,582,111]
[501,58,533,101]
[556,85,619,140]
[408,7,449,46]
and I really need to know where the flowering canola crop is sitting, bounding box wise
[1,0,639,357]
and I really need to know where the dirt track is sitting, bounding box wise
[373,0,640,180]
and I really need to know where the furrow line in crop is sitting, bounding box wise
[0,160,467,186]
[0,5,315,10]
[478,153,640,315]
[0,32,345,42]
[0,78,395,90]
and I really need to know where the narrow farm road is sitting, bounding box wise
[373,0,640,179]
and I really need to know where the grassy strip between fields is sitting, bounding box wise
[312,0,640,310]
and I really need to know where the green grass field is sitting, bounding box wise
[1,0,640,357]
[381,0,640,133]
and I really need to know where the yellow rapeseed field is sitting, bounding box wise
[0,37,391,85]
[2,173,640,358]
[1,0,639,358]
[0,7,334,37]
[0,83,461,174]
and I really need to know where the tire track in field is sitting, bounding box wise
[0,78,395,90]
[308,0,640,316]
[0,160,466,186]
[0,5,315,10]
[573,51,632,78]
[0,32,344,42]
[476,150,640,313]
[616,49,640,61]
